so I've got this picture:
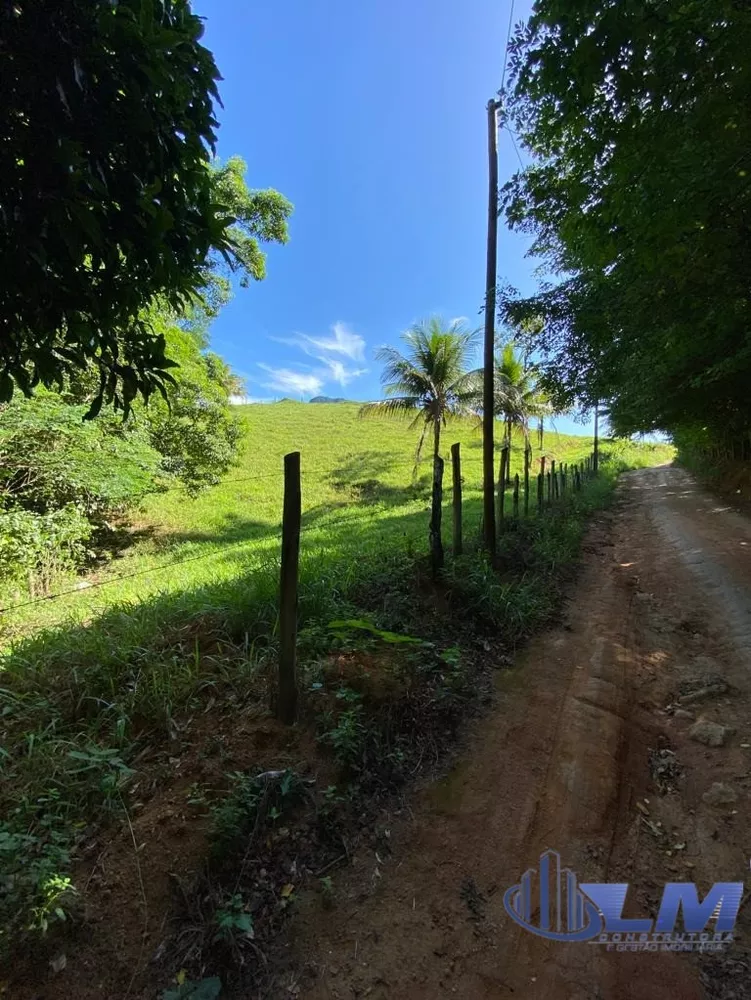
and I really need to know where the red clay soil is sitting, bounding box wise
[289,466,751,1000]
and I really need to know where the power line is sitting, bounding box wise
[506,128,525,170]
[501,0,516,92]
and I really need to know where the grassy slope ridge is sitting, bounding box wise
[1,402,669,642]
[0,402,673,973]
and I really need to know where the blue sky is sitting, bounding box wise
[194,0,595,435]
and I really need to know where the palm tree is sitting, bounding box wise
[479,342,551,520]
[360,317,479,571]
[493,342,550,448]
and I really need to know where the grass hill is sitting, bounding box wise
[0,401,670,643]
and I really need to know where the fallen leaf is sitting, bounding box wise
[49,954,67,974]
[281,883,294,898]
[176,969,187,986]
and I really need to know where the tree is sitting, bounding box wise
[500,0,751,443]
[0,0,262,414]
[360,318,479,571]
[493,342,549,447]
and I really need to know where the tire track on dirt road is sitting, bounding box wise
[291,466,751,1000]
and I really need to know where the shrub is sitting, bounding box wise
[0,505,93,596]
[0,391,163,523]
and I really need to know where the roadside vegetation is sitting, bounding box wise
[0,0,697,994]
[0,399,671,993]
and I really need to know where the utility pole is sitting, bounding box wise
[482,97,500,562]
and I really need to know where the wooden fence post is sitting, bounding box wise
[541,455,546,478]
[537,472,544,512]
[513,473,520,518]
[451,443,462,557]
[498,443,509,527]
[551,460,556,501]
[546,470,552,505]
[430,454,445,576]
[278,451,301,725]
[524,446,530,517]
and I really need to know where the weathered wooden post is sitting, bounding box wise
[551,460,557,501]
[497,442,509,527]
[546,470,552,505]
[537,472,544,512]
[430,454,445,576]
[278,451,301,725]
[513,473,520,518]
[451,443,462,557]
[524,446,531,517]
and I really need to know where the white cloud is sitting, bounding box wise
[271,322,366,363]
[257,364,323,397]
[263,321,368,395]
[304,321,365,361]
[230,394,274,405]
[318,357,368,386]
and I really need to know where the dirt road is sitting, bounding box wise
[291,466,751,1000]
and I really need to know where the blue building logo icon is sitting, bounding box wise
[503,848,604,942]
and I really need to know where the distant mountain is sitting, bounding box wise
[309,395,349,403]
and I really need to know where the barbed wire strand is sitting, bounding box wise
[0,454,591,615]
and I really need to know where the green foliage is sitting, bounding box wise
[360,317,481,463]
[0,390,163,596]
[212,893,254,945]
[0,719,135,958]
[0,391,163,520]
[318,693,367,771]
[491,340,551,444]
[0,823,74,948]
[328,619,423,645]
[209,770,302,859]
[501,0,751,441]
[0,0,235,413]
[208,157,292,290]
[0,505,93,596]
[140,325,242,494]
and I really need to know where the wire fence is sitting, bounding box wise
[0,444,598,619]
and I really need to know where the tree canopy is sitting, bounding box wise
[501,0,751,440]
[0,0,285,414]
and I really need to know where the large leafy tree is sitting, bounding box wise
[361,318,479,570]
[501,0,751,441]
[0,0,251,413]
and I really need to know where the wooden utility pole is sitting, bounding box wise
[278,451,301,725]
[482,97,500,562]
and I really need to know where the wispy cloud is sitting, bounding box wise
[258,364,323,397]
[271,322,366,363]
[230,394,275,405]
[318,357,368,386]
[263,321,368,395]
